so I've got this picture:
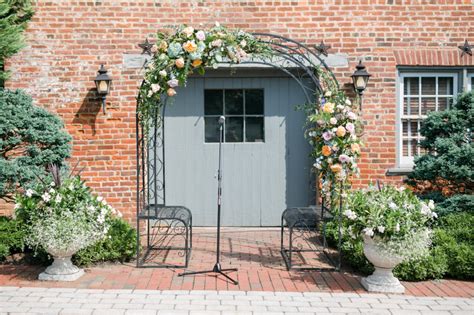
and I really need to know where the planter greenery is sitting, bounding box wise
[340,185,436,292]
[14,166,120,280]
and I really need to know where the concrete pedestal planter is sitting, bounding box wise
[361,235,405,294]
[39,247,84,281]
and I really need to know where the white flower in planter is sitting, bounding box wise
[388,202,397,210]
[343,209,357,220]
[25,189,34,197]
[42,192,51,202]
[363,227,374,237]
[377,226,385,233]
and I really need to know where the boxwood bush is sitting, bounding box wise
[0,216,26,261]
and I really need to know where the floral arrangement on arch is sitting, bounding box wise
[304,85,363,193]
[138,23,272,125]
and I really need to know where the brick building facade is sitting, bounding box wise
[2,0,473,222]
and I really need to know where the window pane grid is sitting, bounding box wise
[400,74,455,160]
[204,89,264,143]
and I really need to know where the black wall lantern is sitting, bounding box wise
[351,60,371,110]
[351,60,371,96]
[94,64,112,114]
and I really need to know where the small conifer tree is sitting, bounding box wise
[0,89,71,201]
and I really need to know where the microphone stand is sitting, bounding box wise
[178,116,238,285]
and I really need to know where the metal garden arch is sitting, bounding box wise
[136,33,343,270]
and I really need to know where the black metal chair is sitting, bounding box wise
[281,205,335,270]
[137,204,192,268]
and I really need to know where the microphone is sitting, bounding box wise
[218,116,225,125]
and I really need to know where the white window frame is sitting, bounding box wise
[397,72,458,167]
[468,73,474,91]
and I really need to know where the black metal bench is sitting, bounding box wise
[281,206,333,270]
[137,204,192,268]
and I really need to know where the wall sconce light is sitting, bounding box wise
[351,60,371,110]
[94,64,112,114]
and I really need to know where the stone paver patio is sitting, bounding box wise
[1,286,473,314]
[1,228,473,299]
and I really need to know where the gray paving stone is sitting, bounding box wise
[400,304,431,310]
[92,310,124,315]
[236,305,267,311]
[112,303,145,309]
[267,305,298,312]
[204,304,236,311]
[124,310,157,315]
[157,311,188,315]
[60,310,93,315]
[298,307,330,312]
[429,304,461,311]
[174,304,205,310]
[79,303,114,309]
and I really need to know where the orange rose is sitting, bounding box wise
[175,58,185,68]
[351,143,360,153]
[322,145,332,157]
[336,126,346,137]
[322,102,335,113]
[167,88,177,97]
[183,41,197,53]
[192,59,202,67]
[330,164,342,173]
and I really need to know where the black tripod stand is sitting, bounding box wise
[178,116,238,285]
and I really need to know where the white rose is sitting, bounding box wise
[395,223,400,232]
[428,200,435,210]
[330,117,337,125]
[377,226,385,233]
[345,99,352,106]
[159,70,167,77]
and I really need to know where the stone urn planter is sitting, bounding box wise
[361,235,405,293]
[38,246,84,281]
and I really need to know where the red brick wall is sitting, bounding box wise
[3,0,474,219]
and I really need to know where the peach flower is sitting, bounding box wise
[175,58,185,68]
[167,88,177,97]
[351,143,361,153]
[183,41,197,53]
[322,102,335,113]
[336,126,346,137]
[330,164,342,173]
[182,26,194,37]
[158,41,168,51]
[322,145,332,157]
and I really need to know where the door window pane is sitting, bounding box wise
[225,117,243,142]
[245,117,264,142]
[225,90,244,115]
[204,88,264,143]
[204,117,220,143]
[204,90,223,115]
[245,89,264,115]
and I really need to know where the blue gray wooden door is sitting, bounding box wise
[164,76,312,226]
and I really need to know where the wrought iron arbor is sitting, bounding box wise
[136,33,343,270]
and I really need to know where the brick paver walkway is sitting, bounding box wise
[1,228,473,298]
[1,286,473,314]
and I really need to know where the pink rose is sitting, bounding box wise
[322,131,333,141]
[196,30,206,41]
[346,122,355,134]
[167,79,179,88]
[338,154,351,163]
[347,112,358,120]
